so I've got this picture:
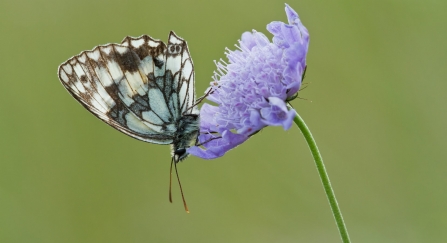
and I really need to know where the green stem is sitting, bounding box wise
[290,106,351,243]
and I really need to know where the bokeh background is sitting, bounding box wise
[1,0,446,242]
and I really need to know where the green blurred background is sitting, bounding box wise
[1,0,446,242]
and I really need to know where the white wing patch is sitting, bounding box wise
[58,31,198,145]
[166,33,199,118]
[148,88,170,122]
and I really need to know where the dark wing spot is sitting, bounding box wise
[129,102,147,117]
[97,59,107,68]
[133,93,149,106]
[147,73,157,88]
[80,75,87,83]
[147,72,155,82]
[170,45,175,53]
[153,58,164,68]
[152,42,165,57]
[107,103,128,126]
[115,50,141,72]
[175,45,181,52]
[129,93,150,116]
[133,46,150,61]
[104,85,120,101]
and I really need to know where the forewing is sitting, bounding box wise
[165,32,199,116]
[58,40,175,144]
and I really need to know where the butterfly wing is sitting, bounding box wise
[164,32,199,116]
[58,33,194,144]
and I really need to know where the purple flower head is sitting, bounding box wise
[188,4,309,159]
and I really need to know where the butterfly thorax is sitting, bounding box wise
[171,113,200,162]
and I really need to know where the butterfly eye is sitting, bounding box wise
[174,148,186,157]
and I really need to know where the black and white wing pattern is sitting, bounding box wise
[58,31,198,144]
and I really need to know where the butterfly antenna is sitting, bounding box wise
[183,87,215,114]
[169,157,174,203]
[195,87,214,104]
[174,161,190,213]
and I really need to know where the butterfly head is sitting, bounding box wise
[173,148,187,162]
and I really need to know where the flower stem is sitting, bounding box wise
[289,106,351,243]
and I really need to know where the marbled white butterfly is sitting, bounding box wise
[58,32,202,212]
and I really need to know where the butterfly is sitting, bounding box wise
[57,31,203,212]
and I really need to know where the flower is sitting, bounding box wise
[188,4,309,159]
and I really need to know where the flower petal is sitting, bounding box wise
[285,3,299,25]
[188,130,249,159]
[260,97,296,130]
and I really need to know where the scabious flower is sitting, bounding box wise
[188,4,309,159]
